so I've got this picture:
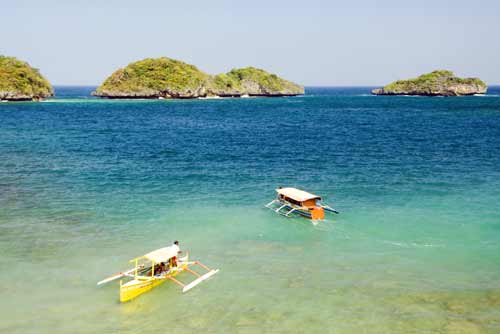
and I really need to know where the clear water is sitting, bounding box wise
[1,87,500,333]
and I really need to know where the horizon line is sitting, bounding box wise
[52,84,500,88]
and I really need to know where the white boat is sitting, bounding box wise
[266,187,338,220]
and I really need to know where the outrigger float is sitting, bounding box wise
[97,246,219,302]
[266,187,338,220]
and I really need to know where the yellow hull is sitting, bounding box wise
[119,264,187,303]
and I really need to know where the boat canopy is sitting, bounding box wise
[276,187,321,202]
[143,246,178,263]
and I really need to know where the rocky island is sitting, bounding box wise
[93,57,304,99]
[372,70,487,96]
[0,56,54,101]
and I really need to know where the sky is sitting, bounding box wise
[1,0,499,86]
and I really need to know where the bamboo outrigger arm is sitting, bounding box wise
[265,199,280,208]
[167,276,186,288]
[321,204,339,214]
[97,267,139,286]
[182,268,219,293]
[285,208,298,217]
[275,204,288,213]
[161,259,220,293]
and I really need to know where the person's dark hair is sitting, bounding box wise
[174,240,179,245]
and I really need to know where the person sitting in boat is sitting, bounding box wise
[154,262,166,275]
[155,262,167,275]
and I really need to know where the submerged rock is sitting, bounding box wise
[372,70,487,96]
[445,320,482,334]
[0,55,54,101]
[93,57,304,99]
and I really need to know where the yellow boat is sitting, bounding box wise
[97,246,219,302]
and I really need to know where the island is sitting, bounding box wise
[92,57,304,99]
[372,70,487,96]
[0,55,54,101]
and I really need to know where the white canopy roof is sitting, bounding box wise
[144,246,178,263]
[276,187,321,202]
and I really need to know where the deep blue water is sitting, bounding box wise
[1,87,500,333]
[2,87,499,207]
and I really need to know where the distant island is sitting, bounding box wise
[372,70,487,96]
[0,56,54,101]
[92,57,304,99]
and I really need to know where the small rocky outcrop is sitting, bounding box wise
[207,67,304,97]
[93,58,209,99]
[372,70,487,96]
[93,57,304,99]
[0,56,54,101]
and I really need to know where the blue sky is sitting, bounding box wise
[1,0,498,85]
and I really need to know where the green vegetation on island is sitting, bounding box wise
[372,70,487,96]
[93,57,304,99]
[209,73,242,93]
[94,58,209,98]
[220,67,303,96]
[0,56,54,101]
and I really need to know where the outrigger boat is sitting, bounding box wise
[265,187,338,220]
[97,246,219,302]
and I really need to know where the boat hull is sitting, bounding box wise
[292,207,324,220]
[120,277,166,302]
[119,263,188,302]
[276,202,325,220]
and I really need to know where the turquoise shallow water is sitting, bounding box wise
[1,87,500,333]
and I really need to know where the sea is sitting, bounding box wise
[1,86,499,333]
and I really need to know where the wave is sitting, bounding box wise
[381,240,445,248]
